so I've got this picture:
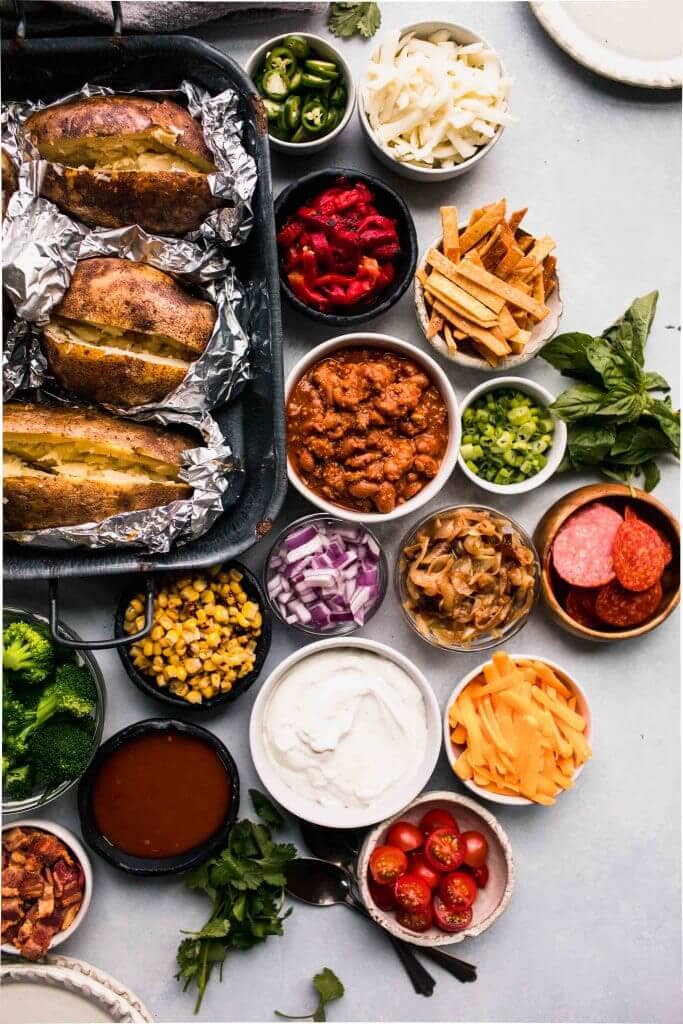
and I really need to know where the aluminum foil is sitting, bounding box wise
[2,79,257,247]
[4,409,238,553]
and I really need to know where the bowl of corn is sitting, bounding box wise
[115,562,272,710]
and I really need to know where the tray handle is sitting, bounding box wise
[48,577,154,650]
[11,1,123,42]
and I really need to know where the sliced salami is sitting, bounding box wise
[613,506,671,592]
[565,588,601,630]
[552,503,623,587]
[594,578,663,628]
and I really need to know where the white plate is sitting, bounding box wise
[0,955,152,1023]
[531,1,682,88]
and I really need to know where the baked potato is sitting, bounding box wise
[25,95,220,235]
[4,402,194,530]
[42,257,216,408]
[2,148,18,219]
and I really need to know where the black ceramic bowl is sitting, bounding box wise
[115,561,272,712]
[78,718,240,876]
[274,167,418,327]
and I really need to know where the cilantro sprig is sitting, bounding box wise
[329,3,381,40]
[276,968,345,1022]
[176,790,295,1013]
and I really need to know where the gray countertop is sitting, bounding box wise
[4,3,681,1022]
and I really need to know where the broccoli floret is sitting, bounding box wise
[3,621,55,684]
[5,662,97,753]
[29,721,94,787]
[3,762,35,801]
[2,683,33,765]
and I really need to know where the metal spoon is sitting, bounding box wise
[286,858,477,988]
[286,856,435,996]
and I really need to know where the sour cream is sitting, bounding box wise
[262,648,427,809]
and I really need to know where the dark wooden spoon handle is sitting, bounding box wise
[345,897,435,996]
[415,945,477,983]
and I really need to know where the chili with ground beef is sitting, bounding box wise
[287,347,449,514]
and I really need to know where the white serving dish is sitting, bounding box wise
[358,21,509,181]
[1,819,93,957]
[457,376,567,495]
[443,655,593,806]
[414,230,563,371]
[285,332,461,524]
[245,33,356,154]
[249,637,442,829]
[357,790,514,946]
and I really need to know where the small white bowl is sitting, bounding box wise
[415,231,563,371]
[357,790,515,946]
[249,637,442,829]
[443,654,593,806]
[358,21,509,182]
[1,819,93,957]
[285,333,461,524]
[245,33,356,154]
[458,377,567,496]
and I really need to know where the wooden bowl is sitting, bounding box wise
[414,230,563,371]
[534,483,680,642]
[357,790,514,946]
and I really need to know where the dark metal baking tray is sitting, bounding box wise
[2,27,287,582]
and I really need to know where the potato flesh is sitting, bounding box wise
[3,436,181,484]
[36,129,213,174]
[52,317,191,366]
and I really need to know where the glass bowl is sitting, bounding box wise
[395,504,541,652]
[263,513,388,636]
[2,607,106,817]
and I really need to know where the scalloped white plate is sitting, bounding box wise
[0,955,152,1023]
[531,1,681,89]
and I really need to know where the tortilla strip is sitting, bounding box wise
[497,305,519,339]
[508,208,527,232]
[458,200,506,252]
[443,322,457,353]
[426,312,444,339]
[455,259,550,319]
[430,298,511,356]
[425,249,505,312]
[440,206,460,262]
[526,235,556,266]
[425,271,499,325]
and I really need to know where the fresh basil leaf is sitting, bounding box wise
[595,389,644,422]
[641,459,661,492]
[622,290,658,364]
[643,371,671,391]
[601,464,634,486]
[566,422,616,465]
[540,332,597,377]
[609,424,672,464]
[551,383,610,421]
[644,397,681,454]
[250,788,285,830]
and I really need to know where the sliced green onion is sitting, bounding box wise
[460,388,555,485]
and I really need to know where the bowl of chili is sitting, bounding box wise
[285,333,460,522]
[274,169,418,327]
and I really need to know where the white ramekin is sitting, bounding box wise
[443,654,593,806]
[249,637,442,829]
[457,377,567,495]
[358,21,508,181]
[245,33,356,154]
[285,332,461,523]
[1,819,93,956]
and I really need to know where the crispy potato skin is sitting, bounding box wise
[26,95,214,166]
[55,258,215,354]
[3,403,194,529]
[42,331,188,409]
[40,163,219,235]
[2,149,18,219]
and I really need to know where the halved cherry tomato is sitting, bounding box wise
[407,852,441,891]
[461,830,489,869]
[423,828,464,873]
[368,874,397,911]
[419,808,458,836]
[439,870,477,910]
[394,873,431,912]
[472,864,489,889]
[396,904,433,932]
[433,895,473,933]
[386,820,423,853]
[369,845,407,886]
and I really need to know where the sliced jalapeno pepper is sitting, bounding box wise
[283,35,310,59]
[300,71,332,89]
[265,46,298,78]
[304,58,340,81]
[301,98,327,134]
[284,95,302,132]
[290,124,316,144]
[329,83,347,108]
[262,98,283,123]
[288,68,303,93]
[262,67,290,101]
[323,106,341,133]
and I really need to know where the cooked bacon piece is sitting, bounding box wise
[60,903,81,931]
[1,898,24,926]
[1,865,25,896]
[3,827,30,852]
[37,883,55,919]
[20,921,55,960]
[40,908,66,932]
[19,872,45,899]
[30,832,64,865]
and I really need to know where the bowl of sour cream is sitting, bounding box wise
[249,638,442,828]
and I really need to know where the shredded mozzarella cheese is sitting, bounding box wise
[363,29,513,169]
